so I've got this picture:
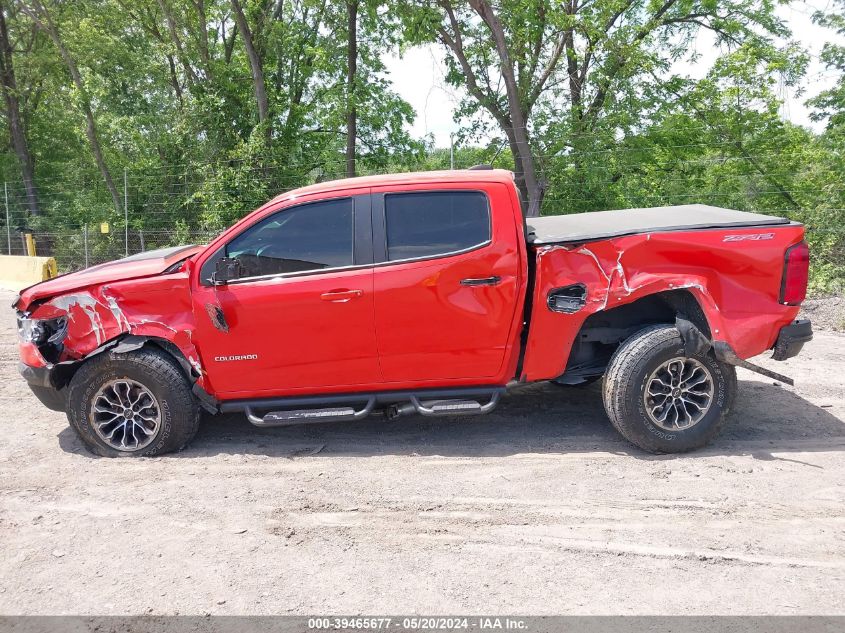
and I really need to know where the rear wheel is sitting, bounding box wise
[602,325,736,453]
[66,348,200,457]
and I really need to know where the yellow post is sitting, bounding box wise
[24,233,36,256]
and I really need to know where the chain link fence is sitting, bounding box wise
[4,227,219,269]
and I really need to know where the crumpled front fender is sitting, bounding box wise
[24,273,206,390]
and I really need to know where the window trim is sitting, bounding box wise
[214,260,375,286]
[371,189,492,267]
[199,193,372,286]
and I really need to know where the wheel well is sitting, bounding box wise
[137,338,198,381]
[556,289,711,383]
[51,335,197,390]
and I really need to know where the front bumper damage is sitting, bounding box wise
[19,362,51,388]
[17,335,136,412]
[19,362,67,411]
[18,334,220,415]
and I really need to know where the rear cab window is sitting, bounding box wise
[383,191,490,262]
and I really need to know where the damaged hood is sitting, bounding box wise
[15,245,204,311]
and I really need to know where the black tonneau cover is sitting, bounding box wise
[526,204,791,245]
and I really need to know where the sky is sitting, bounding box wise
[382,1,844,148]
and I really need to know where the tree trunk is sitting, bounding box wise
[23,0,121,214]
[166,53,183,105]
[0,2,39,215]
[345,0,357,178]
[469,0,543,216]
[230,0,270,142]
[194,0,212,77]
[502,128,528,210]
[157,0,200,86]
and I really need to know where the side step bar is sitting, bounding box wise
[388,393,501,418]
[245,397,376,427]
[234,388,504,428]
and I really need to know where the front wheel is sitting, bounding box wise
[602,325,736,453]
[66,348,200,457]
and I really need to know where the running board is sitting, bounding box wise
[388,393,501,418]
[245,397,376,427]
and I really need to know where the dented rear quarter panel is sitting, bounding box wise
[521,224,805,382]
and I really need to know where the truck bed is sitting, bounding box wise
[526,204,792,245]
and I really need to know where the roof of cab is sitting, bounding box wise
[270,168,514,202]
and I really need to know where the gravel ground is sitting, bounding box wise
[0,289,843,615]
[801,295,845,332]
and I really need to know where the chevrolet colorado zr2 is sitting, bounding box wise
[14,168,813,456]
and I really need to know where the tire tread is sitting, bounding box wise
[602,324,736,453]
[66,347,200,457]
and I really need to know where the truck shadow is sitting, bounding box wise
[58,379,844,460]
[187,378,844,461]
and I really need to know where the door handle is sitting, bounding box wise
[320,289,364,302]
[460,276,502,287]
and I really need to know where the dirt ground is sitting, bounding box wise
[0,288,843,616]
[800,295,845,332]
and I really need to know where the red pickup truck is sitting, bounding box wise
[14,168,812,457]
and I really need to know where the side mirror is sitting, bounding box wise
[212,257,243,286]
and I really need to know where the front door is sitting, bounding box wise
[192,194,381,398]
[371,185,522,383]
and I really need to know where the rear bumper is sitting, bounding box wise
[772,319,813,361]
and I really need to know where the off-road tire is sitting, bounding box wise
[602,324,737,453]
[66,347,200,457]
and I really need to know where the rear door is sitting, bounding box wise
[371,184,522,383]
[191,193,381,397]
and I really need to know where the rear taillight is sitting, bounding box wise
[780,240,809,305]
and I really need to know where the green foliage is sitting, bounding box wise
[1,0,423,232]
[809,0,845,128]
[0,0,842,293]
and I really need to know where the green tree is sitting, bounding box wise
[403,0,793,217]
[809,0,845,128]
[0,0,39,215]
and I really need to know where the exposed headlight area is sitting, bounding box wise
[17,315,68,362]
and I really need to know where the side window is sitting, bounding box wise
[226,198,354,278]
[384,191,490,261]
